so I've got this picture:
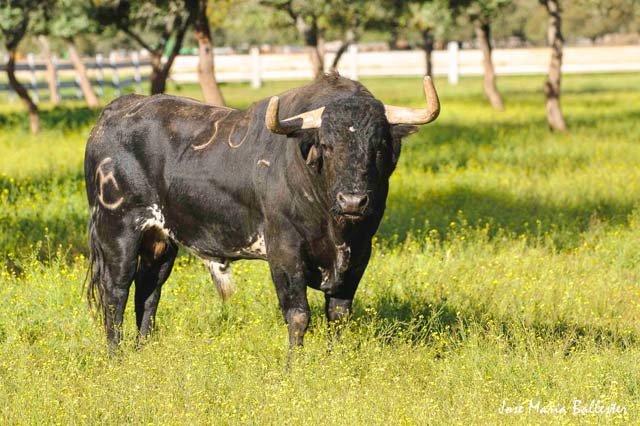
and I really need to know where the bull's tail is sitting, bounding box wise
[206,261,233,302]
[85,210,106,319]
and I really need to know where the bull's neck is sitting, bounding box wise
[283,143,346,244]
[285,143,330,211]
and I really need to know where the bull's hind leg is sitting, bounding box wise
[135,230,178,339]
[93,215,141,351]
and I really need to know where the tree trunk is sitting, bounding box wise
[331,29,356,71]
[330,41,350,71]
[67,40,99,107]
[296,16,324,79]
[475,19,504,111]
[422,29,434,78]
[6,48,39,134]
[543,0,567,131]
[309,42,325,79]
[38,36,59,105]
[149,16,191,95]
[194,0,225,105]
[149,54,168,95]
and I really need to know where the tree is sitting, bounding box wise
[189,0,228,105]
[403,0,453,77]
[540,0,567,131]
[0,0,49,133]
[49,0,99,107]
[451,0,510,110]
[564,0,638,43]
[260,0,332,79]
[91,0,194,94]
[469,1,511,110]
[325,0,386,71]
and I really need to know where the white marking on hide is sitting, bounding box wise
[192,110,233,151]
[320,267,331,288]
[349,126,356,132]
[257,159,271,167]
[137,204,171,238]
[302,190,314,202]
[95,157,124,210]
[246,234,267,256]
[205,260,233,301]
[335,242,351,273]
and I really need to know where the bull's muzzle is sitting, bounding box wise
[336,192,369,216]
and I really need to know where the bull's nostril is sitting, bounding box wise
[337,192,347,204]
[358,195,369,209]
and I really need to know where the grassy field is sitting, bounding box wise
[1,73,639,425]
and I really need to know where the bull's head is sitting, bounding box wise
[265,77,440,224]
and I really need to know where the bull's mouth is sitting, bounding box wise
[337,212,364,222]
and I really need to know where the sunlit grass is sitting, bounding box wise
[1,73,639,424]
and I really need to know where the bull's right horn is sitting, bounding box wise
[265,96,325,135]
[384,76,440,125]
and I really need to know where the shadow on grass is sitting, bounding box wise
[350,293,637,353]
[380,185,635,249]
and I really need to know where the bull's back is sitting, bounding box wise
[84,94,268,226]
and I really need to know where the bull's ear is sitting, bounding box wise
[391,125,419,140]
[305,144,320,165]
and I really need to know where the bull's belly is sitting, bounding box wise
[137,204,268,262]
[177,232,268,263]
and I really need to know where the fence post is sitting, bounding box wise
[95,54,104,97]
[75,74,83,99]
[132,51,142,94]
[50,54,60,103]
[110,52,121,96]
[447,41,459,85]
[250,46,262,89]
[27,53,39,104]
[348,43,359,81]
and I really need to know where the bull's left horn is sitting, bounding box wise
[265,96,324,135]
[384,76,440,125]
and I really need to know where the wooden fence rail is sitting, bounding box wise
[0,52,151,103]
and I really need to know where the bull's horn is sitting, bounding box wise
[265,96,325,135]
[384,76,440,125]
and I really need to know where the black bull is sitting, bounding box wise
[84,73,440,350]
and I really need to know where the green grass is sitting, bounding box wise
[1,73,640,424]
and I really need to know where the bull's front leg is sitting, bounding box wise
[325,241,372,336]
[268,249,311,348]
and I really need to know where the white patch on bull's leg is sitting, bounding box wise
[320,243,351,292]
[95,157,124,210]
[137,204,172,237]
[205,260,233,301]
[320,267,331,289]
[335,243,351,273]
[257,159,271,167]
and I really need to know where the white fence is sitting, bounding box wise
[2,45,639,103]
[0,52,150,103]
[172,44,640,87]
